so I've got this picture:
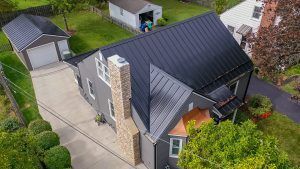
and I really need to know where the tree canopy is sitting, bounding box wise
[178,120,291,169]
[249,0,300,79]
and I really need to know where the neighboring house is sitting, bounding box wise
[109,0,162,29]
[66,12,253,169]
[2,14,70,70]
[220,0,264,56]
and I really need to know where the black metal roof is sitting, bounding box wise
[109,0,153,13]
[65,49,99,66]
[208,85,243,117]
[2,14,69,51]
[149,65,192,141]
[82,12,253,130]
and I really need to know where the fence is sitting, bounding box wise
[0,5,55,27]
[0,44,12,53]
[90,6,142,35]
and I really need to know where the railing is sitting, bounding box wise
[90,6,142,35]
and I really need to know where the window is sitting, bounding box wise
[169,138,182,158]
[108,99,115,121]
[96,58,110,86]
[227,25,235,35]
[229,81,239,94]
[240,36,247,49]
[188,102,194,111]
[252,6,262,19]
[87,78,95,99]
[120,8,124,16]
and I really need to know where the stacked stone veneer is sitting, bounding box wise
[107,55,141,165]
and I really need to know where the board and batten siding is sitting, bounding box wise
[77,51,116,128]
[109,2,138,28]
[220,0,263,55]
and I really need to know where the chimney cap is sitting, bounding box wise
[108,55,129,68]
[117,57,126,63]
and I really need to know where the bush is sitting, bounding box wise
[157,18,167,26]
[248,94,272,116]
[44,146,71,169]
[28,119,52,135]
[34,131,60,152]
[0,117,20,132]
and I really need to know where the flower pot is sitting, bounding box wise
[258,112,272,119]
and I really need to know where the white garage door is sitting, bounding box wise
[27,42,59,69]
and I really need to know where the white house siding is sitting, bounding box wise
[137,4,162,26]
[109,2,138,28]
[220,0,263,56]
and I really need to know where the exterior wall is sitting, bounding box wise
[21,35,69,70]
[109,2,138,28]
[220,0,263,55]
[77,50,116,128]
[137,4,162,26]
[156,93,215,169]
[227,71,253,100]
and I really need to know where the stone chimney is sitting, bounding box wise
[107,55,141,165]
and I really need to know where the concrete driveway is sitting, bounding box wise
[31,63,146,169]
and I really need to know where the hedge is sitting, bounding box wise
[28,119,52,135]
[44,146,71,169]
[248,94,272,116]
[34,131,60,152]
[0,117,20,132]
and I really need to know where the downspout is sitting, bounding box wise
[154,142,157,169]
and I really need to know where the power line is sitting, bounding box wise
[2,63,221,168]
[5,78,137,169]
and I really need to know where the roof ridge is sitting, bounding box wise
[100,11,215,52]
[21,14,44,34]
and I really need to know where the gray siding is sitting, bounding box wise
[235,72,252,100]
[21,35,68,70]
[77,51,116,128]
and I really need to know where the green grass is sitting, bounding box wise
[0,51,40,123]
[282,81,298,95]
[282,64,300,95]
[51,11,133,54]
[0,31,9,44]
[257,112,300,167]
[12,0,49,9]
[284,64,300,77]
[227,0,241,9]
[150,0,210,24]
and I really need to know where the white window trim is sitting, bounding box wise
[188,102,194,111]
[99,52,103,61]
[120,8,124,16]
[95,58,111,87]
[108,99,116,121]
[169,138,183,158]
[87,78,95,100]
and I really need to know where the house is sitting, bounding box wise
[2,14,70,70]
[109,0,162,29]
[65,12,253,169]
[220,0,264,56]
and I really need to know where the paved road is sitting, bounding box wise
[247,76,300,123]
[31,63,146,169]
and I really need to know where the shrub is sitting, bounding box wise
[248,94,272,116]
[0,117,20,132]
[28,119,52,135]
[157,18,167,26]
[44,146,71,169]
[34,131,60,152]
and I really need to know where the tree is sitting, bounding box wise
[0,0,17,13]
[44,146,71,169]
[178,120,291,169]
[215,0,228,14]
[0,117,20,132]
[248,0,300,79]
[49,0,79,31]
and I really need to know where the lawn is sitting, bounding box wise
[257,112,300,167]
[51,11,133,54]
[281,64,300,95]
[0,51,40,123]
[12,0,49,9]
[0,31,9,44]
[150,0,210,24]
[227,0,241,9]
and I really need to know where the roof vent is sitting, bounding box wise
[117,57,126,63]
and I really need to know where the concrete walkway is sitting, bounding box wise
[247,75,300,123]
[31,63,146,169]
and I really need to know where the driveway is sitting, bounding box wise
[31,63,146,169]
[247,76,300,123]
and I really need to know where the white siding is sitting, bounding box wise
[137,4,162,26]
[109,2,138,28]
[220,0,263,56]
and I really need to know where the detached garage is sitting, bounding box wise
[2,14,70,70]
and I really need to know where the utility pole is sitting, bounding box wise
[0,63,26,126]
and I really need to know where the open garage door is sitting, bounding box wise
[27,42,59,69]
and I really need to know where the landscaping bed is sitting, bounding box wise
[51,11,133,54]
[0,51,40,123]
